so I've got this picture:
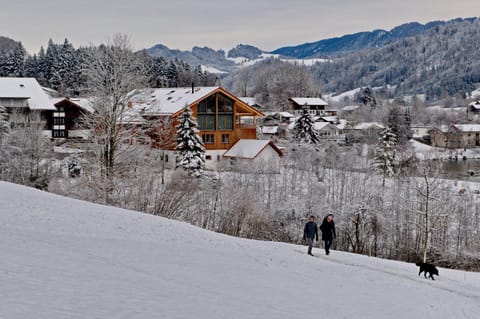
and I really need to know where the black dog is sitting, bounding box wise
[416,262,439,280]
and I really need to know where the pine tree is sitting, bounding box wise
[293,108,319,144]
[374,127,397,186]
[360,87,378,109]
[176,106,205,177]
[0,105,10,143]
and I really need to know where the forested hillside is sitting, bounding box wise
[310,18,480,101]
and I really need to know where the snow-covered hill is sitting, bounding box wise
[1,181,479,319]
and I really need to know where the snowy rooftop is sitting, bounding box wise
[313,122,334,131]
[223,139,282,159]
[469,101,480,109]
[0,77,56,110]
[67,98,95,113]
[453,124,480,132]
[290,97,328,106]
[239,97,263,107]
[353,122,385,130]
[133,87,219,115]
[261,126,279,134]
[342,105,361,111]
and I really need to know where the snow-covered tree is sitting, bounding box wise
[360,87,378,109]
[293,108,319,144]
[0,106,9,143]
[374,127,397,186]
[176,106,205,177]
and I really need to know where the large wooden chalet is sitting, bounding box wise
[128,86,279,169]
[130,86,263,149]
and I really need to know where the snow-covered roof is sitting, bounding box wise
[133,87,219,115]
[314,122,335,131]
[336,119,348,130]
[318,116,338,123]
[342,105,361,111]
[453,124,480,132]
[469,101,480,109]
[261,126,278,134]
[353,122,385,130]
[54,97,95,113]
[239,97,261,107]
[278,111,294,118]
[223,139,282,159]
[290,97,328,107]
[0,77,56,110]
[68,98,95,113]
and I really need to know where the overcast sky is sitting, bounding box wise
[0,0,478,53]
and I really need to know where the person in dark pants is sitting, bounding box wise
[320,214,336,255]
[303,216,318,256]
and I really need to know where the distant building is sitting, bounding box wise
[0,77,56,136]
[239,97,265,109]
[469,100,480,114]
[430,124,480,149]
[289,97,338,117]
[223,139,283,173]
[50,98,94,139]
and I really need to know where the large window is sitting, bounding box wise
[197,93,234,131]
[198,94,216,131]
[218,94,234,130]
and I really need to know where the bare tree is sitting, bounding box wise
[83,34,147,203]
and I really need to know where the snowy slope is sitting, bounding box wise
[1,182,479,319]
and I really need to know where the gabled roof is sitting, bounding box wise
[353,122,385,130]
[239,97,264,108]
[314,122,336,131]
[0,77,56,111]
[223,139,283,159]
[469,101,480,109]
[452,124,480,132]
[130,87,263,117]
[54,98,95,113]
[290,97,328,107]
[262,126,279,134]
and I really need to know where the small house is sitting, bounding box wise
[223,139,283,173]
[289,97,338,117]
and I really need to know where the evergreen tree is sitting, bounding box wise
[374,127,397,186]
[360,87,378,109]
[0,105,9,142]
[293,108,319,144]
[387,106,411,146]
[176,106,205,177]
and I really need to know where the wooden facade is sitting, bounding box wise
[170,88,262,150]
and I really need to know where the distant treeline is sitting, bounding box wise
[0,38,217,96]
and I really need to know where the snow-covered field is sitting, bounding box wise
[1,181,479,319]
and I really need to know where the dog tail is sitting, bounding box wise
[415,262,423,267]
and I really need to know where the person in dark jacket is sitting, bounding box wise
[303,216,318,256]
[320,214,336,255]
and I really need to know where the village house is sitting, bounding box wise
[239,97,265,110]
[313,122,345,143]
[127,86,282,170]
[0,77,56,136]
[469,100,480,114]
[50,98,94,139]
[289,97,338,117]
[430,124,480,149]
[346,122,385,144]
[223,139,284,173]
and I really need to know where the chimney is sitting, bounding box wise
[191,82,195,94]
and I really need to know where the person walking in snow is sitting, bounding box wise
[320,214,336,255]
[303,216,318,256]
